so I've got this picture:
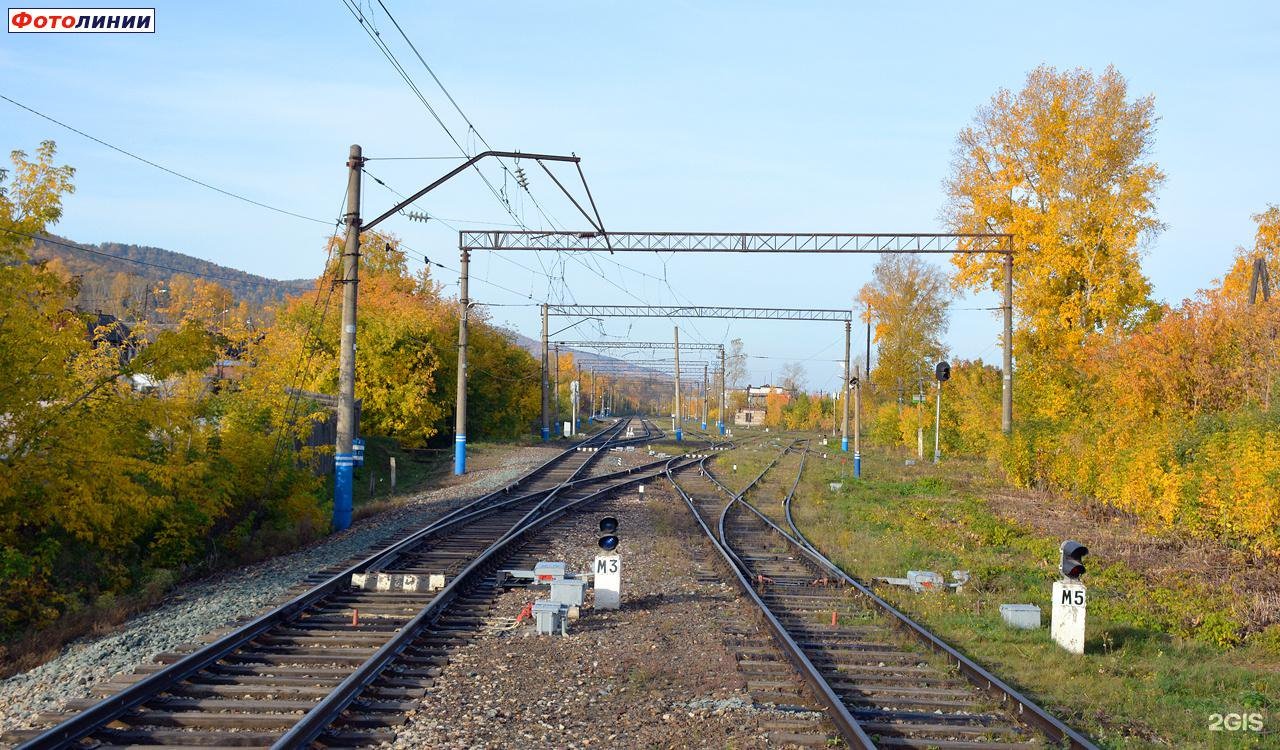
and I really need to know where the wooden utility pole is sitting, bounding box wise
[334,144,363,531]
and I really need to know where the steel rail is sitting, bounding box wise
[735,445,1100,750]
[17,418,638,750]
[666,454,876,749]
[278,450,698,746]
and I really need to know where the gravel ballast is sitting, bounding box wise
[385,464,824,749]
[0,446,559,735]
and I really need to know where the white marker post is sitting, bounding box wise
[1051,580,1087,654]
[594,555,621,609]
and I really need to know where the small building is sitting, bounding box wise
[745,384,791,408]
[734,408,765,426]
[83,311,139,364]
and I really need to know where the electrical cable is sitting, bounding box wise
[0,93,330,225]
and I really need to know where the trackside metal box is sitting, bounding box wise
[1000,603,1042,629]
[549,578,588,607]
[533,600,568,635]
[533,561,567,583]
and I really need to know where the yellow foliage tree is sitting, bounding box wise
[945,64,1165,422]
[858,255,950,391]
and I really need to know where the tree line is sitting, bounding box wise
[838,65,1280,557]
[0,141,542,648]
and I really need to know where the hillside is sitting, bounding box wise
[29,234,311,316]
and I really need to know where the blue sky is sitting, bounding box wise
[3,1,1278,389]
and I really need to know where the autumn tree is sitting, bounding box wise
[779,361,807,392]
[725,338,747,387]
[945,65,1164,421]
[1218,205,1280,302]
[858,255,950,392]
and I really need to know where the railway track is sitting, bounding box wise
[6,417,704,749]
[667,439,1099,750]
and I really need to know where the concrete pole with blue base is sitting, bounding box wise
[673,325,682,442]
[701,363,708,430]
[333,144,363,532]
[718,345,727,435]
[453,247,470,475]
[854,365,863,478]
[840,320,850,453]
[540,303,550,442]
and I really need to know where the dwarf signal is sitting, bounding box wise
[1051,539,1089,654]
[593,516,621,609]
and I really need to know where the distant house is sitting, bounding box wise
[83,311,139,364]
[744,384,791,408]
[734,408,766,426]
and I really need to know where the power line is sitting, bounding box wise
[3,227,316,289]
[359,168,545,302]
[339,0,535,231]
[369,0,571,233]
[0,93,331,225]
[364,155,465,161]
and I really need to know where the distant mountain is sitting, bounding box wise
[504,330,672,377]
[29,234,311,310]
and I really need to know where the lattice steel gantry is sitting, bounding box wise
[452,230,1014,474]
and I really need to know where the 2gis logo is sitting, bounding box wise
[1208,712,1266,732]
[8,7,154,32]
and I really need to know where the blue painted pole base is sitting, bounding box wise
[841,437,849,452]
[541,427,550,442]
[675,428,683,442]
[701,422,707,430]
[854,452,862,478]
[718,422,725,435]
[453,435,466,475]
[333,453,353,531]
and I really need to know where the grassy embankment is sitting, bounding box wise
[713,433,1278,749]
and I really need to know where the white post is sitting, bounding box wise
[389,457,396,492]
[933,380,943,464]
[594,554,621,609]
[1051,580,1087,654]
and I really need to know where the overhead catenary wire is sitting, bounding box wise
[358,167,547,303]
[349,1,727,343]
[353,1,681,316]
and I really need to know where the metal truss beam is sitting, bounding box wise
[556,340,723,352]
[548,305,852,322]
[461,231,1011,254]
